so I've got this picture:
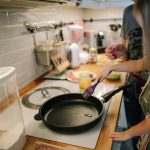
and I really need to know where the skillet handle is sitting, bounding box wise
[101,83,131,103]
[34,113,42,121]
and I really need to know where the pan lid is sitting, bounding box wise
[22,86,70,109]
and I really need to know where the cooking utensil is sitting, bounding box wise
[34,83,131,133]
[82,79,100,99]
[50,52,70,74]
[59,29,64,41]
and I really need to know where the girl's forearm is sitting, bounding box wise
[126,118,150,138]
[110,59,144,73]
[120,39,128,61]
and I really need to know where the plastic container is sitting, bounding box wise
[0,67,26,150]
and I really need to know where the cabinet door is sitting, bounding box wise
[69,0,82,3]
[99,0,133,7]
[72,0,133,8]
[95,0,131,1]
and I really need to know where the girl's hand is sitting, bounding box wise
[105,44,126,60]
[98,67,112,82]
[109,131,131,141]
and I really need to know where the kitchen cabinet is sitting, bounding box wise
[69,0,100,8]
[102,0,131,1]
[102,0,133,7]
[0,0,72,8]
[75,0,133,8]
[70,0,82,3]
[0,0,133,9]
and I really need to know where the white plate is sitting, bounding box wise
[66,71,97,83]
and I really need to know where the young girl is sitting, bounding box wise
[98,0,150,149]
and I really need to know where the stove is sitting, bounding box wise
[21,80,115,149]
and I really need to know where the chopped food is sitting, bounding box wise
[66,72,78,81]
[66,71,96,82]
[106,71,121,80]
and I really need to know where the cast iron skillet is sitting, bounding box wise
[34,83,131,133]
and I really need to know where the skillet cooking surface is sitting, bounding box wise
[37,93,104,132]
[45,99,101,127]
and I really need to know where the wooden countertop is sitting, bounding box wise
[21,54,126,150]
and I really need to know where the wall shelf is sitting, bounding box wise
[24,21,74,33]
[83,17,122,23]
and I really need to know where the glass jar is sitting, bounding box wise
[89,47,97,63]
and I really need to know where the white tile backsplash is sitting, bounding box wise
[0,25,27,40]
[13,35,34,49]
[0,39,15,55]
[0,13,8,26]
[13,56,36,74]
[0,46,35,66]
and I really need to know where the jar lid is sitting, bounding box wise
[0,67,16,84]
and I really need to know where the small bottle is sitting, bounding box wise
[89,47,97,63]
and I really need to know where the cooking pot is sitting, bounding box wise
[34,83,131,133]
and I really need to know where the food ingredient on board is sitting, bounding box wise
[106,71,121,80]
